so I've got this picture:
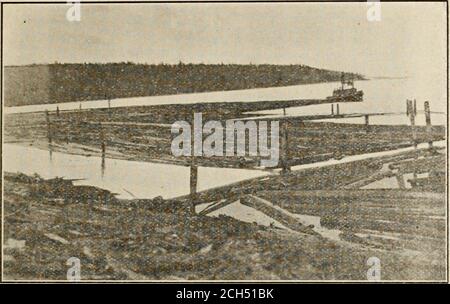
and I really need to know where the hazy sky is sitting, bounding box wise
[3,2,447,78]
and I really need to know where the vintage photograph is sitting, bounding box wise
[1,1,448,282]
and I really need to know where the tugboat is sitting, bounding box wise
[326,73,363,102]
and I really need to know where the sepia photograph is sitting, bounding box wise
[1,1,448,283]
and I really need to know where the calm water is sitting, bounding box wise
[3,77,447,198]
[3,144,268,200]
[3,78,447,226]
[4,78,447,126]
[251,78,447,126]
[3,141,445,200]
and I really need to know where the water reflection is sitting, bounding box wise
[3,143,268,199]
[101,153,105,179]
[48,143,53,162]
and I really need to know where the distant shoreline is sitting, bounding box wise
[4,63,365,107]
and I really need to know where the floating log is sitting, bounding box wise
[44,233,70,245]
[198,198,236,216]
[256,189,443,202]
[240,195,318,235]
[343,170,396,189]
[173,145,442,206]
[105,255,150,280]
[389,154,444,174]
[236,111,402,123]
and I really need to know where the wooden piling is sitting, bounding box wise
[424,101,432,148]
[189,115,198,214]
[364,115,370,133]
[100,123,106,177]
[78,103,83,123]
[190,164,198,196]
[65,126,69,144]
[189,163,198,214]
[100,123,106,154]
[336,104,340,115]
[63,196,69,234]
[395,174,406,189]
[331,104,334,116]
[406,100,417,148]
[280,120,291,173]
[45,110,52,144]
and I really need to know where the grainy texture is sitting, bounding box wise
[2,2,447,283]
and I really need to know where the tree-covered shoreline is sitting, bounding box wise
[5,62,365,106]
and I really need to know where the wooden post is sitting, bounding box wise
[285,120,291,172]
[189,115,197,215]
[108,101,112,119]
[364,115,370,133]
[424,101,432,148]
[396,174,406,189]
[100,123,106,154]
[280,120,286,172]
[331,104,334,116]
[100,123,106,177]
[280,120,291,173]
[283,107,286,116]
[56,106,60,117]
[336,104,340,115]
[45,109,49,123]
[63,195,69,234]
[190,164,198,199]
[407,100,417,148]
[189,162,198,216]
[65,126,69,144]
[78,103,83,123]
[45,110,52,144]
